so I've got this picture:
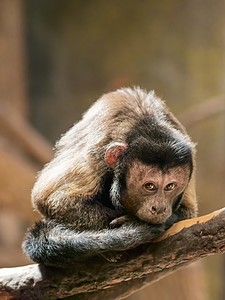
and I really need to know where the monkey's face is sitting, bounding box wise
[121,161,191,224]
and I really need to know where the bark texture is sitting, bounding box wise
[0,208,225,300]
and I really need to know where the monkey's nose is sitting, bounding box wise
[150,205,167,215]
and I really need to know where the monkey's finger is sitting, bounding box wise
[109,215,129,228]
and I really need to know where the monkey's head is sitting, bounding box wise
[105,119,195,225]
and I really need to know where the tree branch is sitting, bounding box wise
[0,207,225,300]
[178,95,225,128]
[0,101,54,165]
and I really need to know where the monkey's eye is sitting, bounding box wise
[144,182,157,191]
[164,183,176,191]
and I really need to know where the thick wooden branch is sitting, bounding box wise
[0,208,225,300]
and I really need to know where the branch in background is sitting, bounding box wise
[0,102,54,165]
[179,95,225,128]
[0,95,224,166]
[0,208,225,300]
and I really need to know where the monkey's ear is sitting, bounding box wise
[105,142,126,168]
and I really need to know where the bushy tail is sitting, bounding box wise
[22,220,165,266]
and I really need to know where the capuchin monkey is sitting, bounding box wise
[23,87,197,266]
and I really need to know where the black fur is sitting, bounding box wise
[125,116,193,169]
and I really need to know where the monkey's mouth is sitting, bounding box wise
[136,208,172,225]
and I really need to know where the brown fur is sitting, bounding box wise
[23,87,198,265]
[32,87,197,226]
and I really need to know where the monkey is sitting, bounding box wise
[23,87,197,266]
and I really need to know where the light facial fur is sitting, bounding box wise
[121,161,191,224]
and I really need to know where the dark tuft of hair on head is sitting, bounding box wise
[123,116,194,171]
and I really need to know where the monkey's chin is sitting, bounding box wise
[137,212,172,225]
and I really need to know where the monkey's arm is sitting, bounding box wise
[23,220,166,266]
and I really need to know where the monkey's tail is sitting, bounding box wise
[22,220,165,266]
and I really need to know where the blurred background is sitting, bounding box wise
[0,1,224,299]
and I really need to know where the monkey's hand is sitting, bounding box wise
[109,215,134,227]
[164,212,180,230]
